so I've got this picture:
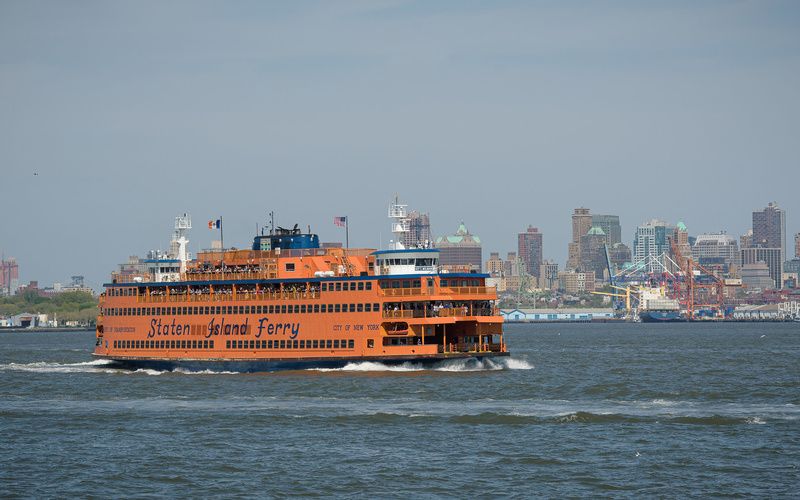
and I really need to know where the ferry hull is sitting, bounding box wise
[639,310,686,322]
[96,351,511,373]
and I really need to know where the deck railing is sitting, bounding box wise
[380,288,427,297]
[380,286,496,297]
[438,286,495,295]
[437,342,505,353]
[184,270,278,281]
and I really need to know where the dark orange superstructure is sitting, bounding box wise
[94,240,507,371]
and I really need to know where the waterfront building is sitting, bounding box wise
[557,270,596,294]
[401,210,433,249]
[435,222,482,270]
[693,232,740,270]
[9,312,48,328]
[501,308,614,323]
[539,261,559,290]
[485,252,503,277]
[740,262,775,291]
[633,219,674,271]
[580,227,608,281]
[591,214,622,246]
[567,208,592,270]
[518,226,543,278]
[741,247,783,289]
[752,202,786,259]
[1,257,19,296]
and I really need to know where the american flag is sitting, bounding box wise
[333,216,347,227]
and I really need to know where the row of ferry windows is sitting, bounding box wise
[226,339,354,350]
[106,303,383,317]
[320,282,372,292]
[114,339,215,350]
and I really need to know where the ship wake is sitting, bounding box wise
[0,359,120,374]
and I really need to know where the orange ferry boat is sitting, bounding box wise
[93,204,507,371]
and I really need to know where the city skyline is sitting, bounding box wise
[1,1,799,289]
[3,200,797,292]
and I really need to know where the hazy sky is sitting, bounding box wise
[2,0,799,290]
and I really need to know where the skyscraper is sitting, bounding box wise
[591,214,622,246]
[608,243,632,271]
[401,210,433,249]
[633,220,674,271]
[504,252,519,277]
[673,221,692,264]
[693,233,740,269]
[518,226,543,278]
[741,247,783,290]
[752,202,786,254]
[795,233,800,259]
[752,202,786,285]
[0,257,19,296]
[580,226,608,281]
[567,208,592,270]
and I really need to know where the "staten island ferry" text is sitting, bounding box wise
[147,317,300,339]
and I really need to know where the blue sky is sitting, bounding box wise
[1,1,799,289]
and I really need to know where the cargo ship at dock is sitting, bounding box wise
[93,200,508,372]
[637,286,686,322]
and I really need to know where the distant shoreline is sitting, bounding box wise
[0,327,93,333]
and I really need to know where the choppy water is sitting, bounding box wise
[1,323,798,497]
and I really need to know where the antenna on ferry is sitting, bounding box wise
[172,213,191,274]
[269,211,275,235]
[388,195,409,250]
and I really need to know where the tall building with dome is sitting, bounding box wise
[435,222,482,270]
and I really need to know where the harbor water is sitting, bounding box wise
[1,323,798,497]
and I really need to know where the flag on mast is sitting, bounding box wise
[334,216,349,248]
[208,219,221,229]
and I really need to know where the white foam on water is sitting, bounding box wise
[309,357,533,373]
[503,358,534,370]
[745,416,767,425]
[0,359,118,374]
[132,368,164,376]
[312,361,425,372]
[1,360,244,376]
[173,368,239,376]
[650,399,678,406]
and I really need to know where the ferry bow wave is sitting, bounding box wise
[309,357,533,372]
